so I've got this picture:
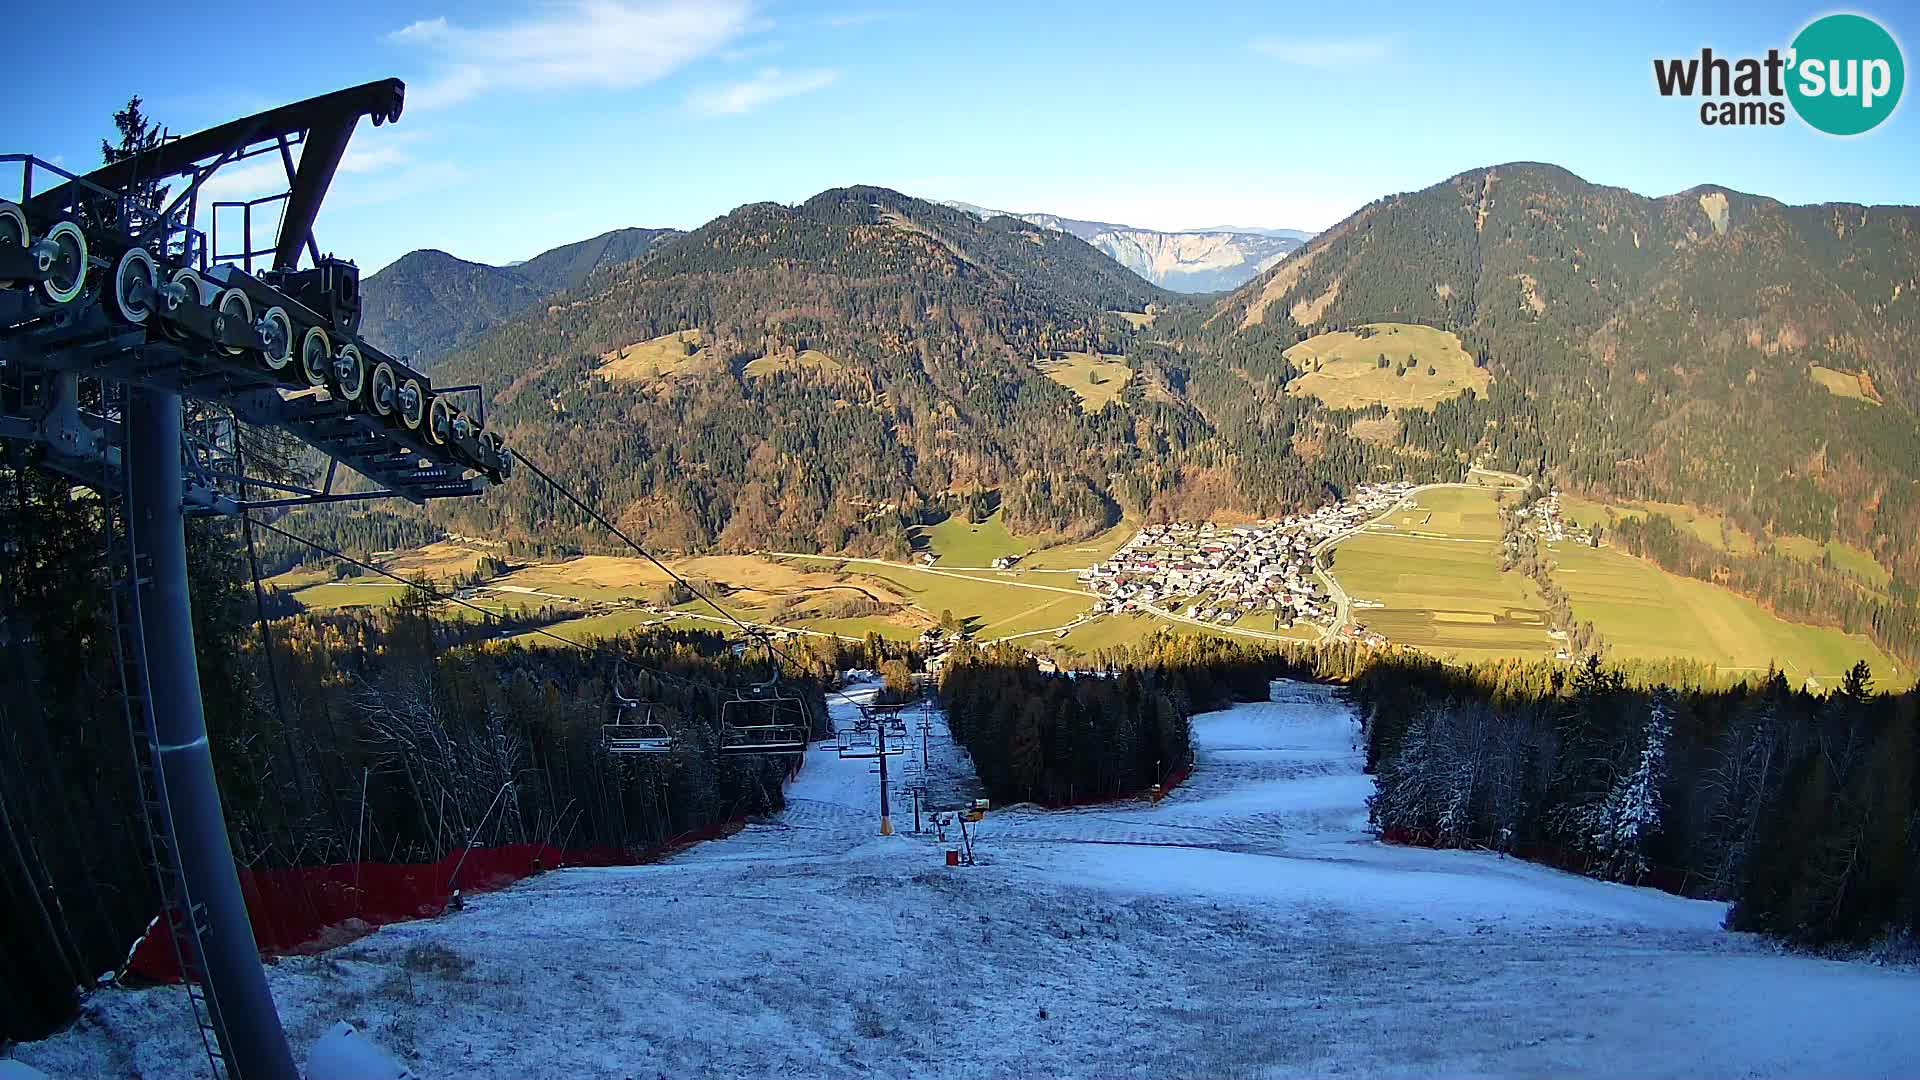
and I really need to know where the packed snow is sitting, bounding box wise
[16,680,1920,1078]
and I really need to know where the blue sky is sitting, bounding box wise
[11,1,1917,272]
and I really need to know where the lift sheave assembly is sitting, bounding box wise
[1,79,510,1080]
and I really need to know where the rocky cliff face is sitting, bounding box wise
[941,201,1305,292]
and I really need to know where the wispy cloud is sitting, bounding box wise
[823,11,887,27]
[199,133,428,203]
[1252,36,1394,68]
[687,67,839,115]
[390,0,756,109]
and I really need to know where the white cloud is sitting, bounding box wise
[197,132,427,204]
[1252,36,1394,68]
[687,67,839,115]
[389,0,756,109]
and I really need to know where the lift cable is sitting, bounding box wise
[510,449,876,713]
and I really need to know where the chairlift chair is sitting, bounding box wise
[719,676,810,756]
[603,662,675,755]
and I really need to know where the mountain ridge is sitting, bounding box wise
[359,226,683,364]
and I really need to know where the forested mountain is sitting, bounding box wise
[511,226,685,296]
[426,186,1186,555]
[1175,161,1920,661]
[941,200,1306,291]
[360,227,682,364]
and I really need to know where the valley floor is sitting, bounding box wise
[19,683,1920,1078]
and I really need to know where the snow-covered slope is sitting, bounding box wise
[19,681,1920,1078]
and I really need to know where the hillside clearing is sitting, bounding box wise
[594,329,715,383]
[742,349,843,378]
[1808,364,1881,405]
[1283,322,1488,410]
[1034,351,1131,411]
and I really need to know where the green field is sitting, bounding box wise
[913,510,1030,565]
[288,580,410,610]
[1808,364,1880,405]
[1337,485,1898,677]
[742,349,843,378]
[1772,535,1893,590]
[1369,485,1506,541]
[505,609,675,647]
[1034,352,1132,411]
[1283,323,1488,411]
[1561,496,1889,586]
[1560,496,1758,554]
[1331,531,1557,660]
[821,560,1093,638]
[1550,541,1898,685]
[913,510,1134,572]
[594,329,717,384]
[1018,519,1135,570]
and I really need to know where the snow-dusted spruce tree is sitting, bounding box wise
[1603,690,1672,880]
[1369,702,1443,839]
[1545,683,1672,881]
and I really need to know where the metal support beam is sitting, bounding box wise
[128,387,297,1079]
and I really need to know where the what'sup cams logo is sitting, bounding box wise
[1654,13,1904,134]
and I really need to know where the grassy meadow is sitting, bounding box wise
[1034,352,1132,411]
[1549,541,1897,686]
[1808,364,1881,405]
[1283,322,1489,411]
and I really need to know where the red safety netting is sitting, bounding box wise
[130,739,808,981]
[129,839,674,982]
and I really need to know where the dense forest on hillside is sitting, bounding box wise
[360,227,683,365]
[940,645,1193,806]
[1358,653,1917,949]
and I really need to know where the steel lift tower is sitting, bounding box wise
[1,80,510,1079]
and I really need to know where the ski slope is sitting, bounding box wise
[18,680,1920,1078]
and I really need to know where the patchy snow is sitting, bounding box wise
[17,680,1920,1079]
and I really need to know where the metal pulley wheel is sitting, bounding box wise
[215,288,254,355]
[111,247,158,324]
[257,307,294,370]
[37,221,88,304]
[300,326,332,387]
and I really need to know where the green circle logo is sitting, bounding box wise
[1788,14,1904,135]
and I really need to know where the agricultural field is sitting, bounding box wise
[1330,530,1557,661]
[594,329,718,384]
[1550,541,1898,686]
[378,540,502,582]
[1033,351,1132,411]
[1017,519,1136,570]
[912,510,1030,565]
[1367,485,1507,541]
[913,510,1135,571]
[285,579,410,611]
[1282,322,1488,410]
[1808,364,1881,405]
[1560,496,1890,587]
